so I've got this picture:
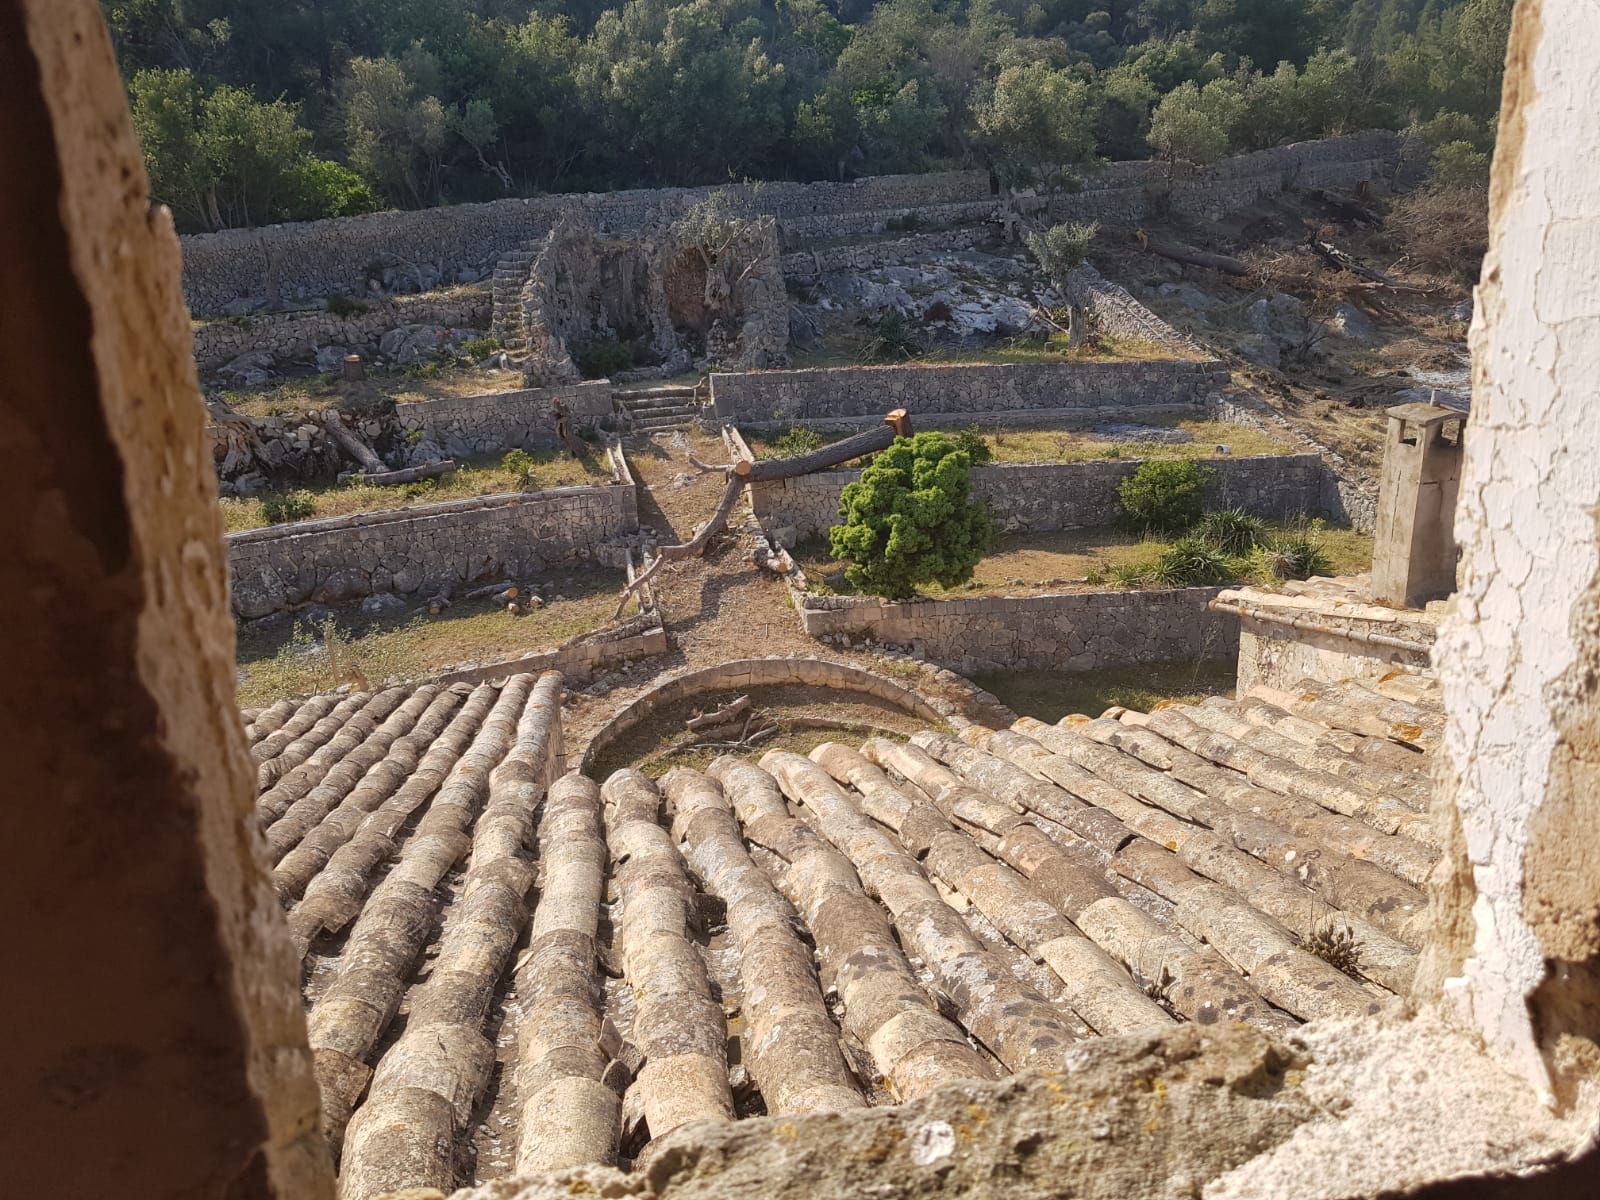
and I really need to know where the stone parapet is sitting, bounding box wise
[795,586,1238,673]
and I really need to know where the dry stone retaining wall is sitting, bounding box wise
[396,381,615,459]
[227,482,638,618]
[179,133,1398,315]
[797,586,1238,673]
[192,290,490,371]
[712,359,1227,427]
[752,452,1326,539]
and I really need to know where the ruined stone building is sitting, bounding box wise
[5,1,1600,1198]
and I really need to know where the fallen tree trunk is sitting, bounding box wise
[1131,231,1250,277]
[321,411,387,476]
[687,695,750,731]
[361,459,457,487]
[614,411,909,615]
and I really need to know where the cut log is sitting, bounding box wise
[337,672,562,1200]
[602,769,735,1143]
[1131,231,1250,277]
[1304,187,1383,226]
[465,580,517,601]
[664,768,865,1115]
[687,695,750,732]
[512,773,619,1174]
[362,459,457,487]
[321,411,387,476]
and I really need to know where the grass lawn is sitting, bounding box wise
[236,567,629,706]
[972,659,1237,724]
[746,416,1291,463]
[795,520,1373,598]
[220,447,611,533]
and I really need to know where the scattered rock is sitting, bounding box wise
[360,592,407,615]
[219,350,275,387]
[315,344,355,374]
[1327,303,1375,342]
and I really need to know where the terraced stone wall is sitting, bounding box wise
[396,380,615,458]
[192,290,490,371]
[227,482,638,617]
[753,453,1325,538]
[797,586,1238,673]
[712,359,1228,427]
[178,133,1398,315]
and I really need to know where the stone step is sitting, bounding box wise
[632,415,696,431]
[613,387,699,403]
[619,397,698,413]
[626,405,698,419]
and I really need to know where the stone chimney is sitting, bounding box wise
[1371,402,1464,608]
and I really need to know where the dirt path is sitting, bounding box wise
[561,427,988,760]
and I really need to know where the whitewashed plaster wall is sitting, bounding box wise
[1437,0,1600,1096]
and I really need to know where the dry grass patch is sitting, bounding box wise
[219,363,527,418]
[971,658,1236,725]
[220,448,611,533]
[236,567,629,706]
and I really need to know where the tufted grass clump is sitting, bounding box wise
[1195,507,1266,556]
[1245,516,1334,583]
[769,425,826,458]
[1151,536,1236,587]
[260,491,316,524]
[1303,921,1363,978]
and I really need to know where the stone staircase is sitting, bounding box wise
[613,384,702,433]
[490,246,536,351]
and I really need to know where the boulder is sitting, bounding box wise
[219,350,275,387]
[1328,303,1375,341]
[360,592,408,616]
[315,344,355,373]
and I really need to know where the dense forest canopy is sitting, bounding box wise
[102,0,1511,232]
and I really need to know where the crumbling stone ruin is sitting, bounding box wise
[498,202,789,387]
[12,2,1600,1199]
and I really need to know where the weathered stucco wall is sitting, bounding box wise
[712,359,1226,427]
[227,483,637,617]
[797,586,1237,672]
[752,452,1325,538]
[178,134,1398,316]
[1432,0,1600,1104]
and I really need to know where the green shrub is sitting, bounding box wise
[769,425,826,458]
[261,491,316,524]
[1195,507,1266,556]
[502,448,537,490]
[461,334,503,361]
[400,478,437,501]
[830,431,993,599]
[571,337,638,379]
[325,294,369,318]
[1118,459,1211,535]
[952,424,994,465]
[1152,536,1236,587]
